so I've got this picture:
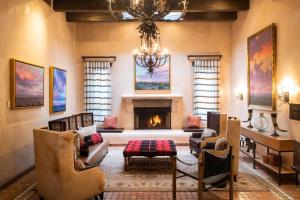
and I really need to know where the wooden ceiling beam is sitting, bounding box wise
[54,0,249,12]
[66,12,237,22]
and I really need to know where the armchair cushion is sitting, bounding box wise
[187,115,201,128]
[74,159,86,171]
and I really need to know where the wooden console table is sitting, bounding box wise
[240,126,295,185]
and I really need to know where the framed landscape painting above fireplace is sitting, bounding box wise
[49,67,67,113]
[10,59,44,109]
[247,24,276,110]
[135,55,170,91]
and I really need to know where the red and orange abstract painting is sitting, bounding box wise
[248,24,276,110]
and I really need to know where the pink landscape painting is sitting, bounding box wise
[248,24,276,109]
[135,56,170,90]
[13,60,44,108]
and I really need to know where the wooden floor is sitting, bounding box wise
[0,152,299,200]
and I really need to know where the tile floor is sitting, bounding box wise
[1,151,300,199]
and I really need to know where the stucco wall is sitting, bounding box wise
[0,0,81,186]
[75,22,231,129]
[229,0,300,163]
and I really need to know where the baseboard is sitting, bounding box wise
[0,165,35,191]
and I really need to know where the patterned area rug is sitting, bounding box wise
[0,147,292,200]
[101,147,268,192]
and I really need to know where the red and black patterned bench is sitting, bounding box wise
[123,140,177,170]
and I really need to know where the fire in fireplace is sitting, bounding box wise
[134,107,171,129]
[148,114,162,128]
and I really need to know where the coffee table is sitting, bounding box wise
[123,140,177,170]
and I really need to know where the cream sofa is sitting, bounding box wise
[81,139,109,165]
[33,129,105,200]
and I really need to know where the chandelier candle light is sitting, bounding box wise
[107,0,188,75]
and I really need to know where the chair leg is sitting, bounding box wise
[94,195,99,200]
[296,173,299,185]
[230,156,234,200]
[39,197,44,200]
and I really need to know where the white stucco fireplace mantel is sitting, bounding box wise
[121,93,184,129]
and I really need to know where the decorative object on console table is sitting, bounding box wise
[243,108,254,129]
[271,112,287,137]
[135,55,170,91]
[10,59,44,109]
[247,24,276,110]
[254,112,269,132]
[49,67,67,113]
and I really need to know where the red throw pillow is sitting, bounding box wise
[84,132,103,146]
[103,116,118,129]
[187,115,201,128]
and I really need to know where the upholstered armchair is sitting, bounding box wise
[189,112,228,155]
[33,129,105,200]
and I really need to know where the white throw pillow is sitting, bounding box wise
[75,124,97,139]
[201,128,217,141]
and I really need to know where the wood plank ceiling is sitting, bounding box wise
[45,0,249,22]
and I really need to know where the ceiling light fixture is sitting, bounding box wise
[107,0,188,76]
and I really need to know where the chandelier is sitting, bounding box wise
[107,0,188,75]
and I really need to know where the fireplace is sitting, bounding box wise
[132,99,172,130]
[134,107,171,129]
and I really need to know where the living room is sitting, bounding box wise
[1,0,300,199]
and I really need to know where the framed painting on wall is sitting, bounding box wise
[49,67,67,113]
[135,55,171,91]
[10,59,44,109]
[247,24,276,110]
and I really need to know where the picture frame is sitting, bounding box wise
[247,24,276,110]
[49,67,67,113]
[10,59,44,109]
[134,55,171,92]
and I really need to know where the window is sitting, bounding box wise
[84,59,113,122]
[191,56,221,120]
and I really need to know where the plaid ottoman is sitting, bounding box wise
[123,140,177,170]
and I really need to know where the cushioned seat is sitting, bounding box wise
[80,139,109,165]
[189,112,227,155]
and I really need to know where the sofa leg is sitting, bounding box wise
[99,192,104,200]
